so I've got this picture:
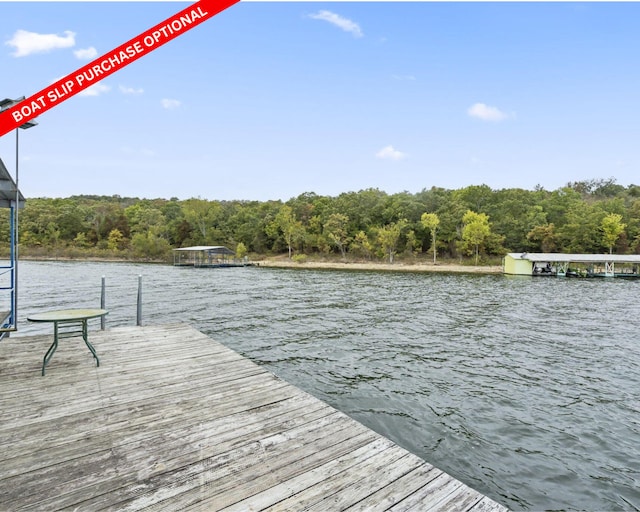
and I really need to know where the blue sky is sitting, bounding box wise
[1,2,639,201]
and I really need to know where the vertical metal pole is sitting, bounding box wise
[136,275,142,326]
[101,276,106,330]
[7,205,15,330]
[14,128,19,330]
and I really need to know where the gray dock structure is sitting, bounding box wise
[0,324,508,511]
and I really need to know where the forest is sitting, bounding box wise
[2,178,639,265]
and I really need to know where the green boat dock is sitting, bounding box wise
[503,252,640,278]
[1,323,507,511]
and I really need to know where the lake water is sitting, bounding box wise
[11,260,640,511]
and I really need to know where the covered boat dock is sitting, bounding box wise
[173,246,253,268]
[503,252,640,278]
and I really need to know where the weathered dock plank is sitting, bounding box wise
[0,323,508,511]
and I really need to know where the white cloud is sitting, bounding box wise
[119,85,144,95]
[161,98,181,110]
[392,74,416,81]
[74,46,97,60]
[79,83,110,97]
[376,145,407,161]
[309,11,363,38]
[121,146,156,157]
[5,29,75,57]
[467,102,510,122]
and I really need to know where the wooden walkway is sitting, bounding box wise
[0,324,508,511]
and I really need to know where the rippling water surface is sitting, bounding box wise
[13,261,640,511]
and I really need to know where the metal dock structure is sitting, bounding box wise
[0,324,508,511]
[173,246,254,268]
[503,252,640,278]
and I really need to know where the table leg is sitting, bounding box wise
[82,319,100,367]
[41,319,100,376]
[42,322,60,376]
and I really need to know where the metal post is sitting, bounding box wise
[14,128,19,330]
[100,276,106,330]
[9,205,15,322]
[1,96,37,332]
[136,275,142,326]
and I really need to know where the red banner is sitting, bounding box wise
[0,0,239,138]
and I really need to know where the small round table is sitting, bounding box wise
[27,309,108,376]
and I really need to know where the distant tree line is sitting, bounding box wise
[2,178,639,264]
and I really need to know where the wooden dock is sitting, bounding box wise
[0,324,508,511]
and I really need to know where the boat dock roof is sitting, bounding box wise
[174,245,235,254]
[0,323,507,511]
[0,157,25,208]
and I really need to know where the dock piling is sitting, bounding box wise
[100,276,106,330]
[136,275,142,326]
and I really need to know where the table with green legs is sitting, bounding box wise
[27,309,108,376]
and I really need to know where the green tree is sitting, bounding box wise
[377,221,406,263]
[601,213,625,254]
[56,200,89,241]
[235,241,247,259]
[382,192,425,225]
[461,210,491,264]
[487,189,542,251]
[266,204,304,259]
[45,223,61,254]
[521,205,550,251]
[420,212,440,264]
[624,199,640,251]
[125,203,167,237]
[453,184,494,213]
[350,230,373,260]
[527,223,558,253]
[73,232,91,249]
[323,213,350,260]
[404,229,420,259]
[20,199,58,246]
[131,232,171,260]
[333,188,387,232]
[182,198,220,244]
[13,177,640,262]
[86,202,129,244]
[434,191,468,258]
[557,201,602,253]
[541,187,583,233]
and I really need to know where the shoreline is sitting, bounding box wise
[254,259,503,274]
[17,255,503,274]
